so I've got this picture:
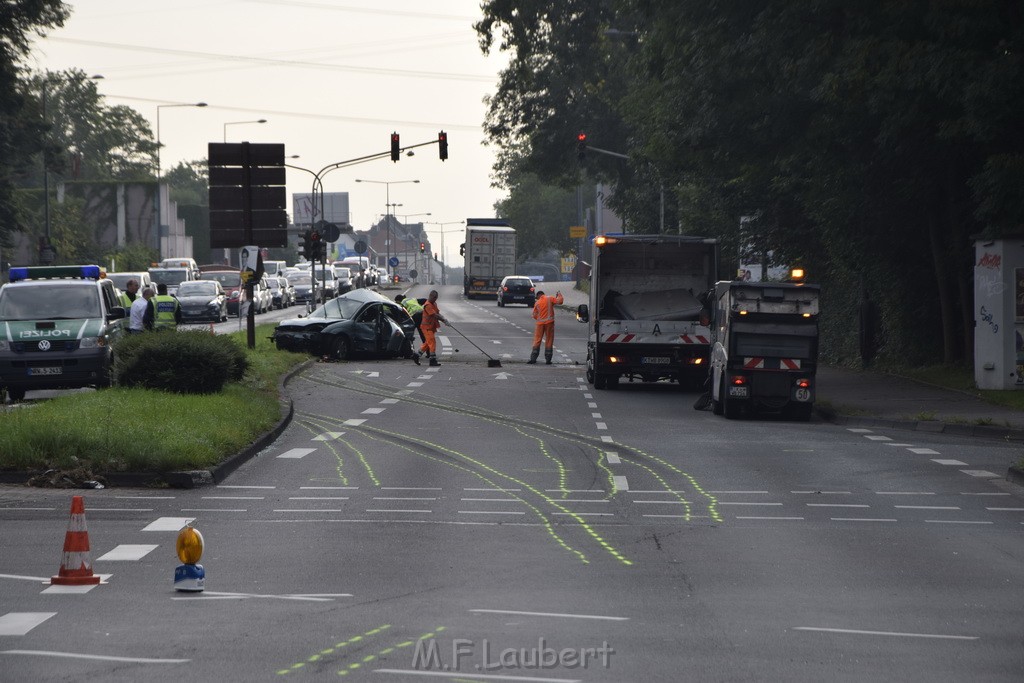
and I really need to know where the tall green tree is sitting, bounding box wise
[0,1,70,247]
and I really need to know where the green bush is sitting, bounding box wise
[112,330,249,394]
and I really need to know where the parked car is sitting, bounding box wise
[313,268,338,300]
[270,289,416,360]
[175,280,228,323]
[267,276,294,309]
[205,271,244,316]
[497,275,536,307]
[255,275,273,314]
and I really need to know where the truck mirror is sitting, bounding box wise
[576,304,589,323]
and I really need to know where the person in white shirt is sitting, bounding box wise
[128,287,155,333]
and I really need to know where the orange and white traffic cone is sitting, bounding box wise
[51,495,101,586]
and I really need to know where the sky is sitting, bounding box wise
[27,0,508,263]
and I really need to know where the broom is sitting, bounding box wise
[445,321,502,368]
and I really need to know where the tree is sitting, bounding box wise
[0,1,70,248]
[164,159,208,207]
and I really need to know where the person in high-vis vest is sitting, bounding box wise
[118,278,140,310]
[396,294,426,344]
[412,290,447,367]
[528,289,564,365]
[152,283,182,331]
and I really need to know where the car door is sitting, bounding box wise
[352,303,381,352]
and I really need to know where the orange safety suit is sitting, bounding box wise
[531,291,564,351]
[419,299,444,356]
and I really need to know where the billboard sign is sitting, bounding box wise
[293,192,350,226]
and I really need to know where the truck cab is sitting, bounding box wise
[709,276,820,420]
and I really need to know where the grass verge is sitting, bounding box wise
[0,325,306,474]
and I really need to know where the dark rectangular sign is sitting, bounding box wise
[210,228,288,249]
[208,166,287,187]
[209,210,288,231]
[208,142,285,167]
[209,186,286,211]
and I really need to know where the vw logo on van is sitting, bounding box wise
[37,340,51,351]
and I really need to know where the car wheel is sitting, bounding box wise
[7,386,26,401]
[331,335,352,361]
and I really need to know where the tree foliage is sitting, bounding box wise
[477,1,1024,366]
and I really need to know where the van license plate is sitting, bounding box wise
[642,357,670,364]
[29,366,62,376]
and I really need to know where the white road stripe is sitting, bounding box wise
[864,435,892,441]
[718,502,782,506]
[987,507,1024,511]
[461,498,519,502]
[831,518,896,522]
[596,422,608,430]
[612,476,629,491]
[86,508,154,512]
[276,448,317,459]
[373,497,437,501]
[910,448,941,455]
[0,613,56,636]
[301,486,358,490]
[960,470,999,478]
[406,382,424,388]
[383,487,442,491]
[458,511,526,515]
[273,509,344,513]
[807,504,869,508]
[312,431,345,441]
[591,413,602,419]
[632,500,688,505]
[709,490,769,494]
[365,509,431,513]
[466,488,521,492]
[847,428,873,433]
[373,669,579,683]
[181,508,247,513]
[875,491,935,495]
[379,399,399,404]
[289,496,349,500]
[361,408,385,414]
[217,485,275,489]
[641,514,711,519]
[924,520,993,525]
[143,517,194,531]
[41,584,100,594]
[961,492,1009,496]
[588,402,598,408]
[605,451,620,464]
[202,496,263,500]
[0,574,49,582]
[932,459,968,465]
[0,649,191,663]
[95,545,158,562]
[791,491,851,495]
[792,626,976,640]
[893,506,960,510]
[735,516,805,520]
[553,512,613,517]
[883,443,916,447]
[114,496,175,500]
[343,419,367,426]
[468,608,628,621]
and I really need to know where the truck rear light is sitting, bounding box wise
[690,357,703,365]
[608,356,622,364]
[731,375,748,386]
[795,378,811,388]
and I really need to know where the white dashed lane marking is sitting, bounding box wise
[143,517,194,531]
[0,613,56,636]
[276,448,316,459]
[932,459,968,466]
[95,544,159,561]
[312,431,345,441]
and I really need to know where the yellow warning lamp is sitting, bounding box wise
[789,267,806,283]
[595,236,608,247]
[176,525,204,565]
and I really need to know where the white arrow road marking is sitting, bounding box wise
[493,372,511,380]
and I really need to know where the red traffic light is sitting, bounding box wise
[310,231,320,242]
[438,131,448,161]
[576,132,587,160]
[390,132,400,162]
[577,132,587,143]
[419,242,425,253]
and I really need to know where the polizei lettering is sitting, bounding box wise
[18,329,72,339]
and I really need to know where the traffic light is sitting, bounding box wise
[301,230,312,260]
[459,243,465,257]
[438,130,448,161]
[310,230,322,261]
[390,132,400,162]
[419,242,425,254]
[434,253,438,262]
[577,132,587,160]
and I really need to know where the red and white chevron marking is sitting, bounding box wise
[679,334,709,344]
[743,357,802,370]
[602,333,638,342]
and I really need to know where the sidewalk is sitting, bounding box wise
[555,283,1024,443]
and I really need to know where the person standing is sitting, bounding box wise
[528,289,564,365]
[396,294,426,344]
[128,287,155,333]
[118,278,140,309]
[152,283,182,331]
[413,289,447,367]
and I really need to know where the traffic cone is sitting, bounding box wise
[51,495,101,585]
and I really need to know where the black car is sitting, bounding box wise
[497,276,536,307]
[175,280,228,323]
[270,289,416,360]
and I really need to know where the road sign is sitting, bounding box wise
[388,256,400,267]
[569,225,587,238]
[318,221,341,243]
[354,240,367,254]
[409,269,418,279]
[208,142,288,248]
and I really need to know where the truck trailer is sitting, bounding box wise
[462,219,516,299]
[576,234,719,390]
[709,277,820,420]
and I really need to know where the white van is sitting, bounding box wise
[263,260,288,277]
[339,256,372,287]
[159,257,200,280]
[107,271,153,294]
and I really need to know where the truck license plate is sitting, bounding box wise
[728,386,749,397]
[642,356,670,364]
[29,366,62,376]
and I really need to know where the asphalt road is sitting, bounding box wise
[1,284,1022,682]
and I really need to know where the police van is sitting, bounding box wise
[0,265,126,401]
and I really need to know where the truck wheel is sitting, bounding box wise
[594,374,608,390]
[606,374,619,390]
[712,377,724,415]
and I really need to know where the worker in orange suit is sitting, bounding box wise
[527,289,563,365]
[413,289,448,367]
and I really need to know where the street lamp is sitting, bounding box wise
[40,72,103,263]
[223,118,267,142]
[156,102,207,177]
[355,178,419,277]
[426,220,465,285]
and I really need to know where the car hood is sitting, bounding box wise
[177,295,219,305]
[274,317,338,332]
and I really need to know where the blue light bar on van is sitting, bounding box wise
[8,265,102,282]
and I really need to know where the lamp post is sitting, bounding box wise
[40,72,103,264]
[354,179,419,279]
[426,221,465,285]
[398,213,431,277]
[156,102,206,255]
[222,118,267,142]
